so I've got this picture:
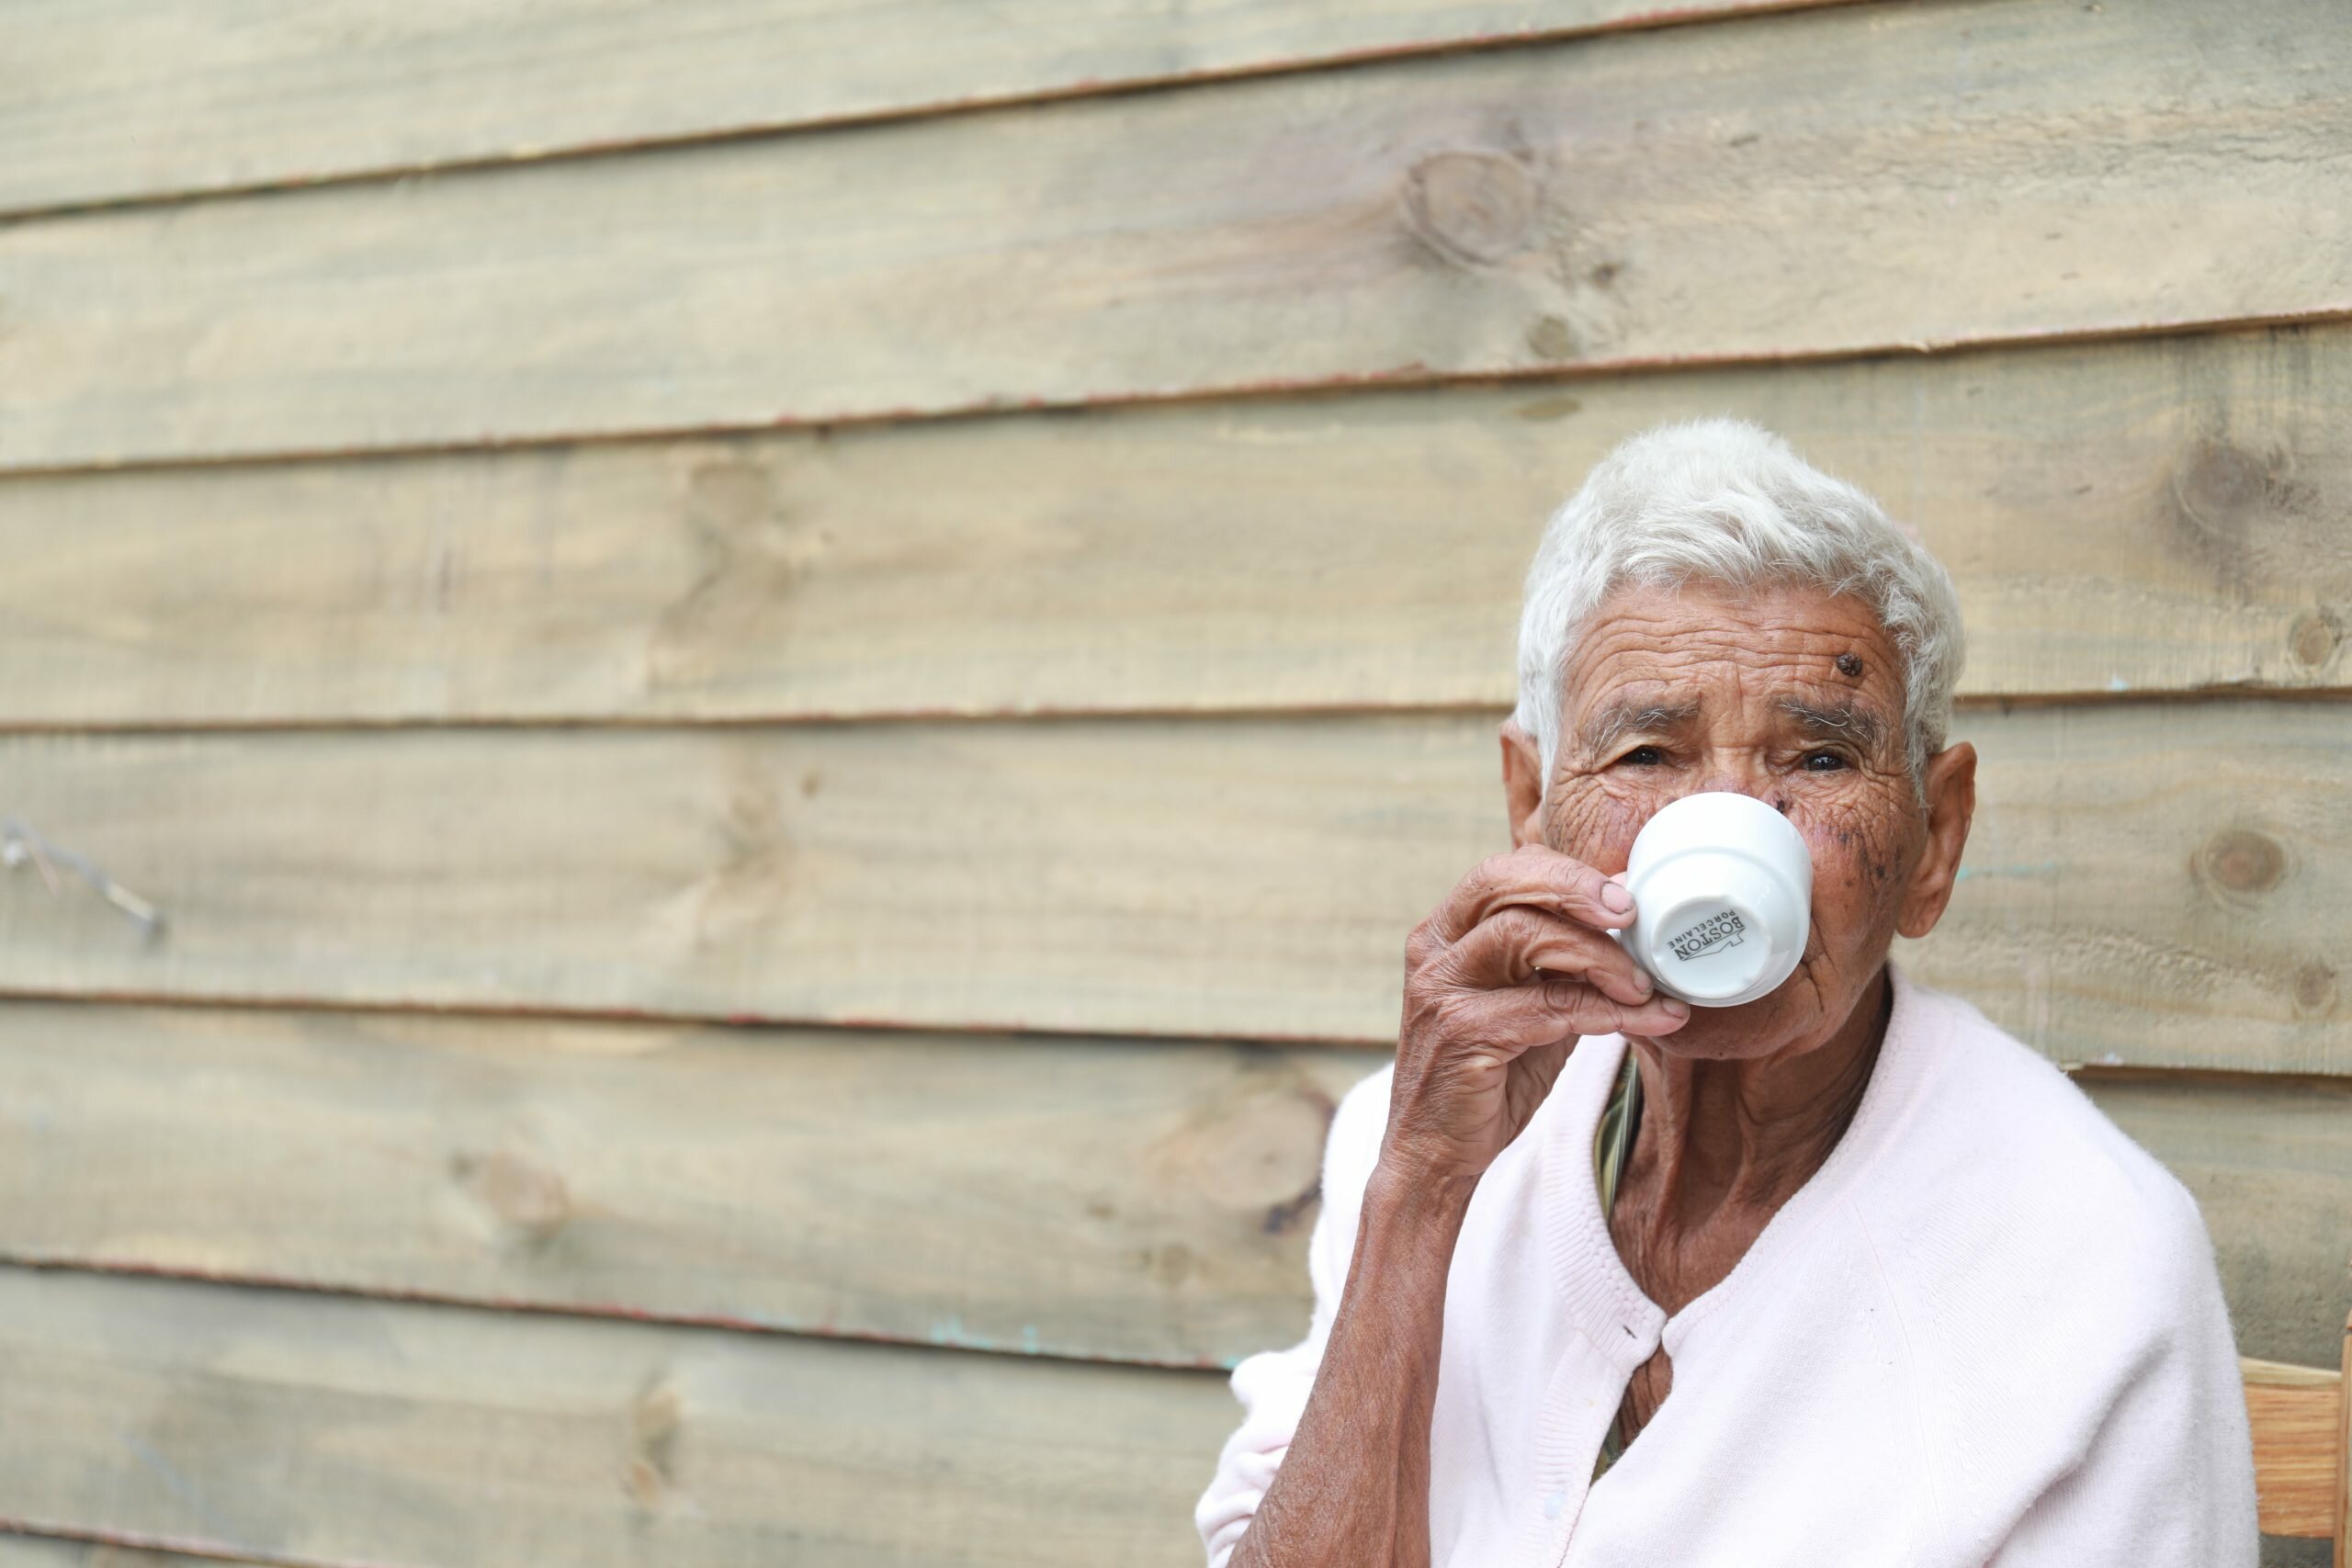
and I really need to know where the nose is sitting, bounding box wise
[1689,761,1776,802]
[1669,769,1796,820]
[1675,776,1798,828]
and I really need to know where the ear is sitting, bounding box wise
[1499,716,1546,849]
[1895,739,1977,939]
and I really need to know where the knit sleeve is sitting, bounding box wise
[1983,1179,2260,1568]
[1193,1059,1394,1568]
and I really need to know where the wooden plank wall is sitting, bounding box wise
[0,2,2346,1563]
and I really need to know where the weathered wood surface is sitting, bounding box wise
[0,1265,1232,1568]
[0,0,1854,219]
[0,704,2342,1069]
[0,1536,270,1568]
[0,1263,2325,1568]
[2242,1356,2346,1540]
[0,1000,1363,1369]
[0,1002,2341,1371]
[4,323,2346,728]
[0,716,1493,1041]
[5,0,2349,470]
[1897,704,2350,1077]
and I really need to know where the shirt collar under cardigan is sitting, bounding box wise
[1535,954,1959,1370]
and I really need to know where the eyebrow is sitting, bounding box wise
[1777,695,1890,755]
[1576,697,1702,760]
[1574,694,1891,758]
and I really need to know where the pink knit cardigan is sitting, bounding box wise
[1194,958,2259,1567]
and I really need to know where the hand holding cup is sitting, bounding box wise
[1384,843,1692,1189]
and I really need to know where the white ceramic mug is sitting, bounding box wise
[1610,791,1814,1008]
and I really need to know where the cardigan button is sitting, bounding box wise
[1544,1487,1566,1519]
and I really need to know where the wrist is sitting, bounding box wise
[1364,1157,1480,1226]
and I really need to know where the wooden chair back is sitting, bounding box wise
[2242,1312,2351,1563]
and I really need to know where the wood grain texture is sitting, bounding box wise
[2243,1357,2346,1539]
[0,0,1854,219]
[1898,704,2351,1077]
[5,0,2350,469]
[3,323,2346,728]
[0,704,2343,1070]
[0,1265,1232,1568]
[0,1535,271,1568]
[0,1000,1365,1369]
[0,716,1498,1042]
[0,1273,2323,1568]
[2340,1314,2350,1568]
[0,1002,2342,1376]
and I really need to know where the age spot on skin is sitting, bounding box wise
[1836,652,1865,678]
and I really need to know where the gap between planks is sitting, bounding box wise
[0,0,1873,226]
[3,302,2350,484]
[0,686,2344,741]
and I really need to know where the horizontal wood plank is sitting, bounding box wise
[0,1265,1231,1568]
[0,1268,2325,1568]
[0,705,2342,1071]
[3,322,2346,728]
[2241,1357,2346,1539]
[0,1000,1368,1369]
[5,0,2351,468]
[0,0,1851,219]
[0,1534,272,1568]
[0,1003,2342,1376]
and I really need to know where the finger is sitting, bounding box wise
[1444,976,1691,1047]
[1429,844,1636,950]
[1441,905,1653,1004]
[1405,908,1449,975]
[1438,905,1657,1007]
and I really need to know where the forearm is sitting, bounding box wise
[1227,1163,1475,1568]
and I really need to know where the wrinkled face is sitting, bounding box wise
[1538,580,1931,1059]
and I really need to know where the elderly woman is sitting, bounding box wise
[1193,419,2257,1567]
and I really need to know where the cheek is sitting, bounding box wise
[1543,778,1655,873]
[1797,790,1914,921]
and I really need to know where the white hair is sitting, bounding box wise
[1512,416,1966,804]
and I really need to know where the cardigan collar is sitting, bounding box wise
[1536,955,1955,1365]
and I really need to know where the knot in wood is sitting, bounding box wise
[626,1379,684,1506]
[1401,150,1539,265]
[1145,1241,1198,1286]
[2175,443,2269,523]
[2289,609,2340,669]
[476,1148,573,1239]
[2195,828,2287,897]
[1145,1077,1332,1211]
[2291,963,2337,1017]
[2169,442,2278,568]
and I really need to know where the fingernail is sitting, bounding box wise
[1633,968,1654,993]
[1663,998,1690,1019]
[1600,880,1634,913]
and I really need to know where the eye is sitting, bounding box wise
[1801,750,1849,772]
[1616,744,1666,767]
